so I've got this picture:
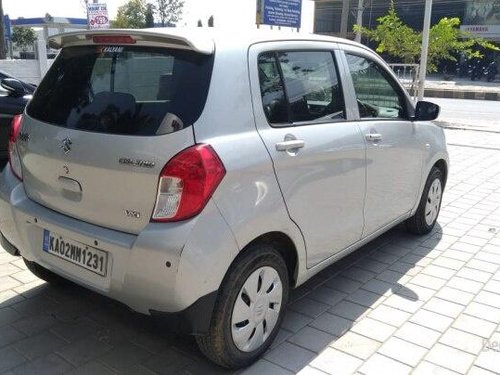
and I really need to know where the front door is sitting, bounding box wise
[341,50,423,237]
[249,43,367,267]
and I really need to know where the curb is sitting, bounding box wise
[424,88,500,101]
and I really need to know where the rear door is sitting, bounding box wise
[338,48,423,237]
[18,41,213,234]
[249,42,366,268]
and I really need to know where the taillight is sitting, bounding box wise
[8,114,23,181]
[152,144,225,222]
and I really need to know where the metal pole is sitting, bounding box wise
[417,0,432,101]
[354,0,364,42]
[340,0,349,38]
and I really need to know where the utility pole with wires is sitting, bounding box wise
[417,0,432,101]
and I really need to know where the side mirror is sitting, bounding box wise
[413,101,440,121]
[1,78,26,97]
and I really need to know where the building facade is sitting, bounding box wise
[314,0,500,42]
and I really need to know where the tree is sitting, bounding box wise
[0,0,6,59]
[354,3,499,72]
[197,19,202,27]
[145,3,155,28]
[112,0,146,29]
[154,0,184,27]
[12,27,36,52]
[208,15,214,27]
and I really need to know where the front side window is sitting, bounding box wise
[345,54,408,119]
[257,50,345,125]
[28,46,213,136]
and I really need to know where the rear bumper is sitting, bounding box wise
[0,166,239,333]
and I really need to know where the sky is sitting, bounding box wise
[2,0,314,31]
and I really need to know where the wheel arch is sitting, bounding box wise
[433,158,448,188]
[234,231,299,288]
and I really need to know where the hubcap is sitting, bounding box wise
[231,266,283,352]
[425,178,442,226]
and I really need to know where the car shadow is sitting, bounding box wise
[0,222,443,374]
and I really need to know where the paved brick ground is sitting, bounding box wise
[0,128,499,374]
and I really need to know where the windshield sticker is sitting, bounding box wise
[99,46,124,54]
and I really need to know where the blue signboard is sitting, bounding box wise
[261,0,302,28]
[4,15,11,41]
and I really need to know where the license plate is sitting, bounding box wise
[42,230,108,276]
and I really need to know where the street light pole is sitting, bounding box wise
[417,0,432,101]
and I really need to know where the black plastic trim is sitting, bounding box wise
[0,231,20,256]
[150,290,218,335]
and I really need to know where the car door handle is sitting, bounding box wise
[275,140,305,151]
[365,133,382,142]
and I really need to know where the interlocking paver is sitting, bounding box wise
[412,361,460,375]
[330,332,380,360]
[327,300,370,322]
[289,297,331,319]
[435,286,475,305]
[425,343,476,374]
[367,305,410,327]
[409,309,454,332]
[394,322,441,349]
[309,313,353,337]
[265,342,317,372]
[288,326,335,353]
[423,297,464,318]
[358,353,411,375]
[447,276,484,294]
[464,302,500,323]
[350,317,396,342]
[56,336,113,366]
[310,348,362,375]
[14,331,67,360]
[452,314,497,338]
[439,328,485,355]
[0,347,26,373]
[378,337,427,366]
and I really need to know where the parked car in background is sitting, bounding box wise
[0,29,448,369]
[0,77,33,160]
[0,70,36,94]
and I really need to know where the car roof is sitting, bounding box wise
[49,28,371,55]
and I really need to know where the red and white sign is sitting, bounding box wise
[87,3,110,30]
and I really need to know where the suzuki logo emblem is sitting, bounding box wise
[60,137,72,155]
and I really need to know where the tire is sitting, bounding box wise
[406,166,444,235]
[196,245,289,369]
[23,258,67,284]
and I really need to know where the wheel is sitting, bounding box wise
[406,166,444,234]
[196,245,289,369]
[23,258,67,284]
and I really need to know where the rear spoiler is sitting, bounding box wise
[48,29,214,55]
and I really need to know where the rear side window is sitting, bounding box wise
[28,46,213,136]
[345,53,408,119]
[258,50,345,126]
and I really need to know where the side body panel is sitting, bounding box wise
[247,41,367,268]
[191,38,307,279]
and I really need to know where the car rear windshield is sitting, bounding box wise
[27,45,213,136]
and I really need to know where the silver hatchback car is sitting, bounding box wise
[0,29,448,368]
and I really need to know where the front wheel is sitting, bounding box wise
[406,166,444,234]
[196,245,289,369]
